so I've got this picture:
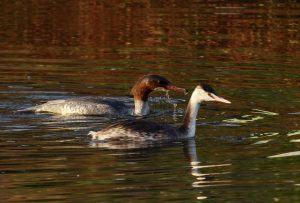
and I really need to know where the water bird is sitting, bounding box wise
[19,75,186,116]
[90,84,231,141]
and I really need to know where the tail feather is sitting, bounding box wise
[16,100,66,113]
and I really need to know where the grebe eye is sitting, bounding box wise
[208,93,214,98]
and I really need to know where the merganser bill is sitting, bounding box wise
[19,75,186,116]
[90,84,230,141]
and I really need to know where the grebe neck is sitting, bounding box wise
[133,98,150,116]
[179,92,201,138]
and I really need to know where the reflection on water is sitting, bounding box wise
[184,139,231,190]
[1,1,300,63]
[0,0,300,202]
[268,151,300,158]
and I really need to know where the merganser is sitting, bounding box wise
[19,75,186,116]
[90,84,231,141]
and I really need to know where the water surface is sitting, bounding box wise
[0,1,300,202]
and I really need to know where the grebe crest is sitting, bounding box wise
[193,84,231,104]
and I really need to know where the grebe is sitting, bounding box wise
[19,75,186,116]
[90,84,231,141]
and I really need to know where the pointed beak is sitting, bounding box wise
[211,93,231,104]
[165,85,188,95]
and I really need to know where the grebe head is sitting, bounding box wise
[131,74,186,101]
[193,84,231,104]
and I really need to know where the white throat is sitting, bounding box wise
[181,91,201,138]
[186,103,200,138]
[134,99,150,116]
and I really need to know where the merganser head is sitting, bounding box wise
[131,74,186,101]
[193,84,231,104]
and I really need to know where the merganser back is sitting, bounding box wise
[90,84,231,141]
[19,75,186,116]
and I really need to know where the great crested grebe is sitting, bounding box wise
[19,75,186,116]
[90,84,231,141]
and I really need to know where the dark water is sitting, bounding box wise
[1,1,300,202]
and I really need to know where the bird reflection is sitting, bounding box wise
[183,139,232,200]
[90,137,231,201]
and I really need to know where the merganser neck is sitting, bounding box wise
[133,98,150,116]
[129,74,187,116]
[179,92,201,138]
[131,83,152,116]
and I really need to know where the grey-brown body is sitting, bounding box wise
[19,97,132,116]
[89,119,186,141]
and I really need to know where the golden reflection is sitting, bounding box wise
[0,1,299,61]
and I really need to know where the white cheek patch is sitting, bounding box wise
[191,89,203,103]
